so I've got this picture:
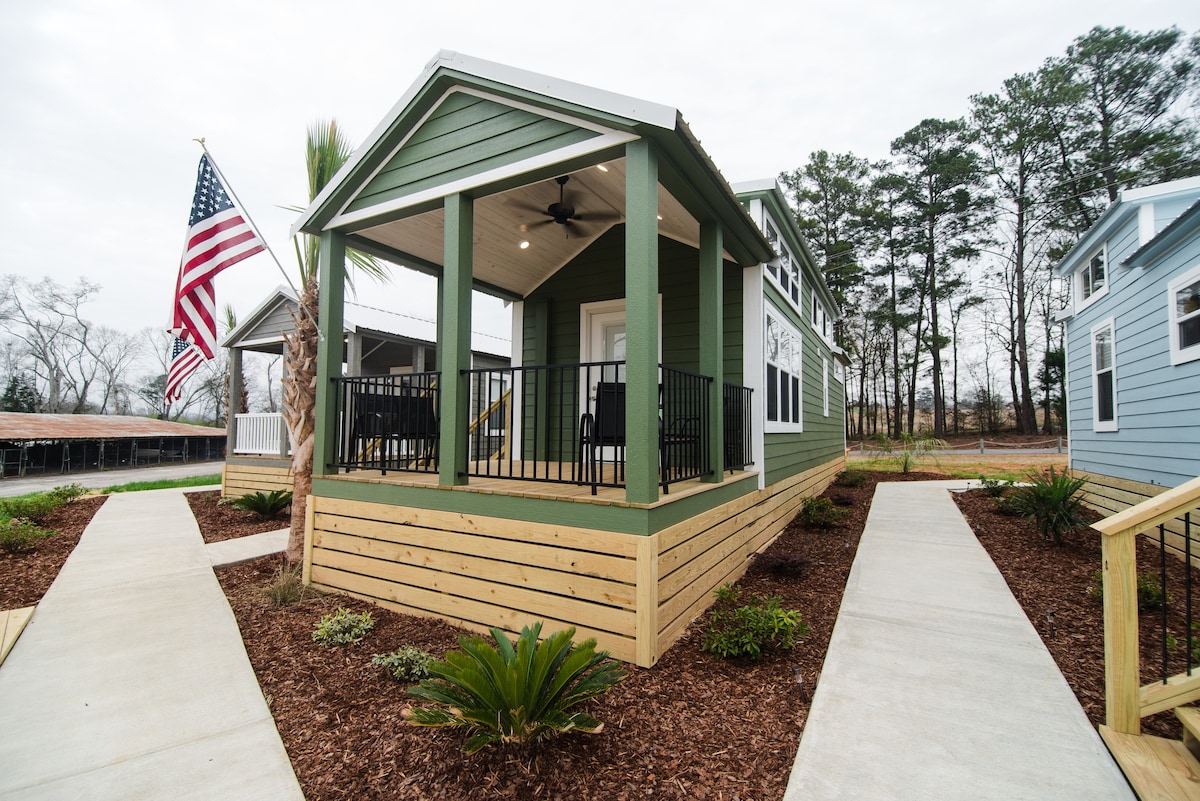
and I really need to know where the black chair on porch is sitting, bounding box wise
[577,381,702,495]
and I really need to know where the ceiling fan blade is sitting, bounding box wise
[509,200,553,215]
[573,211,623,223]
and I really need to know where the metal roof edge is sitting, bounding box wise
[1123,198,1200,269]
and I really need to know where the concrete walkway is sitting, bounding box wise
[0,487,302,801]
[784,480,1135,801]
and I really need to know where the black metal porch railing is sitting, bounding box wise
[723,383,754,472]
[332,371,440,474]
[1155,511,1196,685]
[330,364,754,494]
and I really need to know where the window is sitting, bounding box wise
[1077,247,1108,308]
[763,218,801,308]
[1091,319,1117,432]
[1169,263,1200,365]
[765,308,802,431]
[822,358,830,417]
[812,289,830,342]
[833,359,845,384]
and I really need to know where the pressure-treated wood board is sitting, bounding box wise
[0,607,34,667]
[1099,725,1200,800]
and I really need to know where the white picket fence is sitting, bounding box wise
[233,413,290,456]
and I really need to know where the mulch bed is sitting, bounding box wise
[13,472,1183,798]
[0,495,107,608]
[185,490,291,543]
[954,488,1198,739]
[209,473,939,801]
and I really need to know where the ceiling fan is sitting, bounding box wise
[516,175,621,237]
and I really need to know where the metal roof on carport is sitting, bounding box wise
[0,413,224,443]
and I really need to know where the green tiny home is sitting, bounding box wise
[292,52,847,666]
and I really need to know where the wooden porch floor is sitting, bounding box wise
[325,462,758,509]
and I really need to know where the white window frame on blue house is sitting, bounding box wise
[1168,261,1200,366]
[1076,244,1108,311]
[1091,317,1117,432]
[762,217,801,311]
[764,305,803,433]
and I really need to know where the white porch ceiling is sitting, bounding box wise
[357,158,728,298]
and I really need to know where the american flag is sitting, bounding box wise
[170,154,264,361]
[165,337,206,402]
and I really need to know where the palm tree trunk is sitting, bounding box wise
[282,277,320,563]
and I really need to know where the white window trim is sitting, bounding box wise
[1168,262,1200,366]
[1076,243,1109,312]
[1090,317,1118,433]
[762,212,803,314]
[811,288,832,345]
[764,305,803,434]
[822,358,830,417]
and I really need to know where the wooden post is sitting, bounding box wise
[439,192,473,486]
[313,230,346,477]
[624,139,659,505]
[1103,528,1140,734]
[635,534,659,668]
[699,221,724,483]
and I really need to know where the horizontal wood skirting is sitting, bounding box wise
[655,456,844,657]
[309,495,642,663]
[1080,471,1200,564]
[222,462,293,498]
[304,454,845,668]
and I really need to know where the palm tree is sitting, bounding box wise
[282,120,387,562]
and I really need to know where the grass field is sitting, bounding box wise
[848,451,1068,482]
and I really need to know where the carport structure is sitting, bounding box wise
[0,412,225,478]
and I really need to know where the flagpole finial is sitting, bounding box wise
[193,137,207,152]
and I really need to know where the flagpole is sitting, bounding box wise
[193,139,323,338]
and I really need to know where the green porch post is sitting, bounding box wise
[439,193,473,486]
[314,229,346,477]
[625,139,659,504]
[699,222,724,484]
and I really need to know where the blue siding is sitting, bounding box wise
[1064,189,1200,488]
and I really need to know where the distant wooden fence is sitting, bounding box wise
[305,455,844,667]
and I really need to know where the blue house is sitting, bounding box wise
[1055,176,1200,515]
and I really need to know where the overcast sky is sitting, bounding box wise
[2,0,1197,347]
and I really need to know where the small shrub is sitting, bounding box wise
[312,607,374,646]
[979,476,1009,498]
[995,494,1024,516]
[0,518,55,554]
[834,470,867,488]
[1008,468,1087,544]
[404,622,626,754]
[702,583,809,660]
[231,489,293,519]
[1087,570,1170,611]
[373,646,435,682]
[0,494,61,524]
[262,561,305,607]
[798,496,847,529]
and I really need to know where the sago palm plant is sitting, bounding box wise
[1010,467,1088,544]
[403,623,627,754]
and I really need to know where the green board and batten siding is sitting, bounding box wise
[347,93,600,215]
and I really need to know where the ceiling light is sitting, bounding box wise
[596,164,609,172]
[657,215,663,221]
[519,240,530,249]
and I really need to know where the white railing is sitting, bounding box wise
[233,413,291,456]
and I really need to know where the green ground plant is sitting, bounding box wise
[1087,570,1169,611]
[868,432,948,474]
[0,518,55,554]
[312,608,375,646]
[833,470,868,488]
[231,489,293,519]
[373,646,435,682]
[978,476,1010,497]
[404,622,626,754]
[0,493,61,524]
[1008,468,1088,545]
[702,583,808,660]
[798,496,847,529]
[101,475,221,493]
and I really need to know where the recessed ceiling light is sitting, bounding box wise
[657,215,663,221]
[596,164,609,172]
[519,240,530,249]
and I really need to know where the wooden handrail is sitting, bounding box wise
[467,388,511,437]
[1093,475,1200,539]
[1100,474,1200,735]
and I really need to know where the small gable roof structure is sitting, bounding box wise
[221,285,510,358]
[291,50,773,301]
